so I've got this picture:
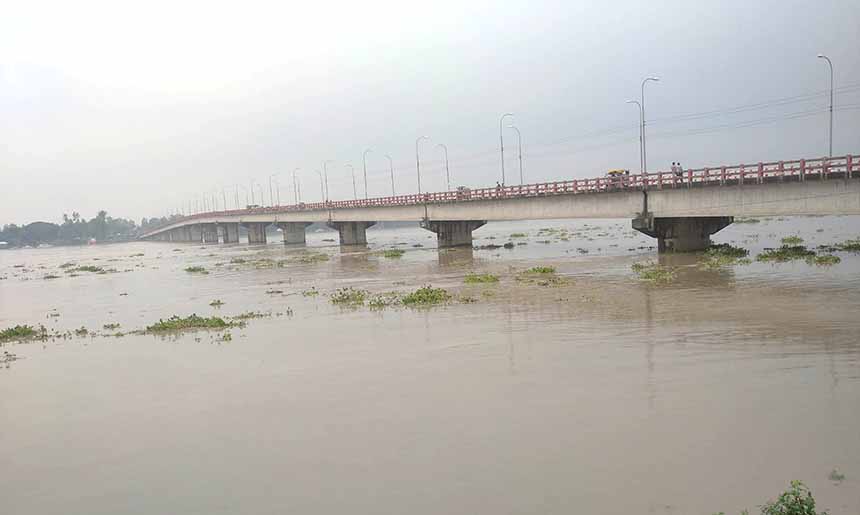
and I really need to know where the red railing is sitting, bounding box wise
[142,154,858,237]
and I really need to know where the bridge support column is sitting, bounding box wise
[201,224,219,244]
[420,220,487,248]
[277,222,312,245]
[189,224,203,243]
[242,222,269,244]
[327,221,375,245]
[633,215,733,252]
[220,223,240,243]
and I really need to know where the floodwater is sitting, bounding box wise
[1,216,859,515]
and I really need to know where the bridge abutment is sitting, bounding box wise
[421,220,487,248]
[220,223,240,243]
[633,215,733,252]
[242,222,269,244]
[327,221,375,245]
[277,222,312,244]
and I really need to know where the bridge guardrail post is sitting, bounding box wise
[848,155,853,182]
[800,159,806,182]
[778,161,784,182]
[823,158,829,181]
[720,166,726,186]
[758,162,763,184]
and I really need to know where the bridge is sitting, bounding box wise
[141,154,859,252]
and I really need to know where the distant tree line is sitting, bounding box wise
[0,211,182,248]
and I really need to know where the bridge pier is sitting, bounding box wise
[188,224,203,243]
[277,222,312,244]
[421,220,487,248]
[201,224,219,244]
[243,222,269,244]
[327,221,375,245]
[633,215,733,252]
[220,223,240,243]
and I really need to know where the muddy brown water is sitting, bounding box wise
[1,216,859,514]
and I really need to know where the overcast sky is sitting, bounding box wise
[2,0,858,224]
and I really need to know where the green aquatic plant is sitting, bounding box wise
[146,314,232,332]
[102,323,121,330]
[828,469,845,482]
[713,480,827,515]
[74,327,89,337]
[402,286,450,306]
[59,262,75,269]
[367,292,402,309]
[209,299,224,307]
[464,273,499,284]
[184,266,208,274]
[780,235,804,245]
[525,266,556,274]
[699,244,751,270]
[293,253,329,264]
[65,265,105,274]
[330,287,368,306]
[510,232,527,238]
[631,262,676,283]
[232,311,268,320]
[806,254,840,266]
[229,257,246,264]
[757,246,816,263]
[43,274,61,280]
[734,217,761,224]
[381,249,406,258]
[301,287,319,297]
[0,324,47,343]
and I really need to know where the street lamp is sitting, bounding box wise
[437,143,451,191]
[256,183,264,206]
[641,77,659,175]
[626,99,644,176]
[268,174,277,206]
[292,168,300,204]
[499,113,514,185]
[385,154,395,196]
[362,148,373,199]
[249,180,255,205]
[322,160,334,201]
[507,125,523,185]
[817,54,834,157]
[345,164,357,200]
[415,136,429,194]
[315,170,325,203]
[234,185,240,209]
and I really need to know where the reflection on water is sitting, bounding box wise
[1,216,860,515]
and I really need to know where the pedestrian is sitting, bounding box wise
[676,162,684,177]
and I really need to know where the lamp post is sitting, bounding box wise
[292,168,300,204]
[626,99,644,177]
[222,188,228,212]
[345,164,357,200]
[322,160,334,201]
[256,184,264,206]
[385,154,395,196]
[362,148,373,199]
[507,125,523,185]
[268,174,276,206]
[415,136,429,194]
[499,112,514,185]
[641,77,659,175]
[249,180,255,205]
[437,144,451,191]
[817,54,834,157]
[234,185,240,209]
[315,170,325,203]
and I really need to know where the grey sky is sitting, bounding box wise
[2,0,858,224]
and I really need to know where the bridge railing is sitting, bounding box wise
[141,154,858,237]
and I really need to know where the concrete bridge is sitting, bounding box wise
[141,154,858,252]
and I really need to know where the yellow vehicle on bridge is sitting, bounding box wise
[606,169,630,177]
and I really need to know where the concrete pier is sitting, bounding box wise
[327,221,375,245]
[633,215,733,252]
[220,223,240,243]
[277,222,312,245]
[189,224,203,243]
[421,220,486,248]
[243,222,269,244]
[201,224,219,244]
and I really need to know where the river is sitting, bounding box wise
[1,216,859,514]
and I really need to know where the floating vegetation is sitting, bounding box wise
[819,238,860,253]
[464,273,499,284]
[330,287,368,306]
[503,242,515,249]
[631,262,676,283]
[74,327,89,337]
[537,240,551,244]
[828,468,845,482]
[0,324,47,343]
[232,311,268,320]
[43,274,61,280]
[780,235,804,245]
[476,243,503,250]
[734,217,761,224]
[230,257,246,264]
[65,265,105,274]
[412,243,424,248]
[367,292,402,309]
[209,299,224,307]
[301,287,319,296]
[806,254,840,266]
[525,266,556,274]
[293,253,329,264]
[265,289,284,294]
[757,245,816,263]
[381,249,406,259]
[103,323,121,330]
[146,314,232,332]
[59,262,75,269]
[219,332,233,342]
[402,286,451,306]
[129,253,145,257]
[184,266,209,274]
[510,233,527,238]
[699,244,751,270]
